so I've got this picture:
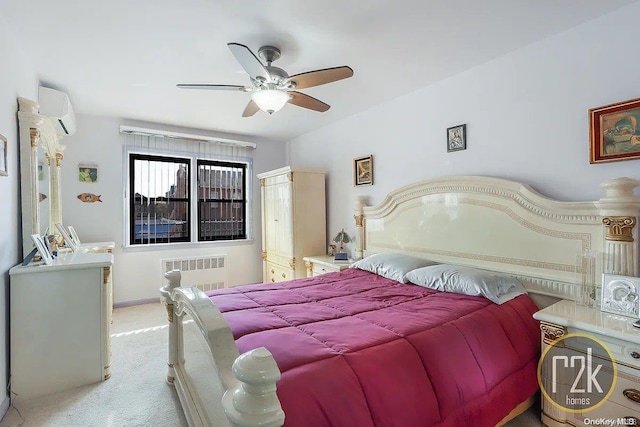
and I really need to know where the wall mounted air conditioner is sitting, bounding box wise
[38,86,77,136]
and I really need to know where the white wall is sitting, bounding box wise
[0,18,37,414]
[287,2,640,250]
[59,115,286,303]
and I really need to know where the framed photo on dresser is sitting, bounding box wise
[30,234,53,265]
[601,274,640,318]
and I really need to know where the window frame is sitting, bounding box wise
[129,153,192,245]
[196,159,247,242]
[124,147,253,249]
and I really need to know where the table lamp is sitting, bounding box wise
[333,229,351,260]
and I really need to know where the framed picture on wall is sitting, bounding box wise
[447,124,466,152]
[590,97,640,163]
[79,163,98,183]
[353,155,373,186]
[0,133,7,176]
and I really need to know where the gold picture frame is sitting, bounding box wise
[590,97,640,163]
[353,154,373,186]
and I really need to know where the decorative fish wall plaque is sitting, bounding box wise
[77,193,102,203]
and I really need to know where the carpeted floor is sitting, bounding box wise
[0,302,541,427]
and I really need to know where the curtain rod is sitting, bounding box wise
[119,125,257,149]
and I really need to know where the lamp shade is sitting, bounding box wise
[251,89,290,114]
[333,229,351,245]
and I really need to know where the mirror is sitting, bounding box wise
[18,97,65,257]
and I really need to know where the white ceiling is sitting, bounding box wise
[1,0,637,142]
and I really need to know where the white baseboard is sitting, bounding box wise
[0,395,10,420]
[113,297,160,308]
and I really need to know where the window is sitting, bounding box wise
[123,126,255,247]
[130,154,191,245]
[197,160,246,241]
[128,154,249,246]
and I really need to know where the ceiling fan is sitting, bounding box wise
[177,43,354,117]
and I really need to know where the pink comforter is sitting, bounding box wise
[207,268,540,427]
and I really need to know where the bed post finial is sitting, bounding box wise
[160,269,182,385]
[222,347,285,427]
[596,177,640,276]
[354,195,367,260]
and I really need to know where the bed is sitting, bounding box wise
[160,175,640,427]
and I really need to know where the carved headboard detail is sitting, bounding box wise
[353,176,640,301]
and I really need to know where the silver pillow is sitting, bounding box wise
[350,253,436,283]
[405,264,527,304]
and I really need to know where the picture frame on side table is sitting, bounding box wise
[353,154,373,186]
[601,274,640,318]
[447,124,466,152]
[0,133,7,176]
[30,234,53,265]
[590,97,640,163]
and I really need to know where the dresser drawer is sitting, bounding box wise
[312,264,340,276]
[265,262,293,283]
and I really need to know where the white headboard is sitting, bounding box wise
[353,176,640,302]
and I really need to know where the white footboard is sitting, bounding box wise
[160,270,285,427]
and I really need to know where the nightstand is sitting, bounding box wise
[533,300,640,426]
[303,255,351,277]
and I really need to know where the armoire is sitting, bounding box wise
[257,166,326,282]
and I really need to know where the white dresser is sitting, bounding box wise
[258,166,326,282]
[9,251,113,399]
[534,300,640,426]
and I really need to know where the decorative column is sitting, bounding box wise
[595,177,640,276]
[353,195,367,260]
[48,151,64,236]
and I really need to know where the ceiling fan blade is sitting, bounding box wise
[176,84,248,91]
[242,100,259,117]
[288,91,330,112]
[227,43,270,82]
[287,66,353,89]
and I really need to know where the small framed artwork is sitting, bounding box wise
[0,133,7,176]
[353,154,373,186]
[30,234,54,265]
[590,97,640,163]
[601,274,640,318]
[328,244,337,256]
[447,124,466,152]
[55,223,77,251]
[78,163,98,183]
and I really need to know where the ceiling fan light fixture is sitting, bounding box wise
[251,89,290,114]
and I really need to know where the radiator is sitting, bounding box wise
[161,255,227,292]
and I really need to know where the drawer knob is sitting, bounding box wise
[270,269,275,274]
[271,278,275,282]
[623,389,640,404]
[281,273,285,278]
[631,351,640,359]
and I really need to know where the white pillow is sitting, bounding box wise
[405,264,527,304]
[349,253,436,283]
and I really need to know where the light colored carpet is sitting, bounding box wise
[0,302,188,427]
[0,302,542,427]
